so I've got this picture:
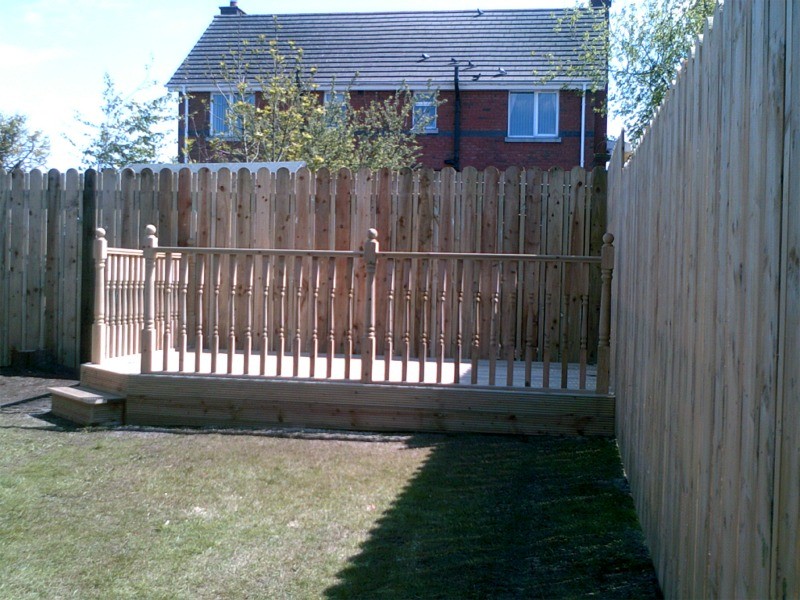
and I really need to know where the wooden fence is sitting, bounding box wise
[608,1,799,598]
[1,165,607,369]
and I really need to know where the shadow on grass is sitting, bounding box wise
[325,434,661,600]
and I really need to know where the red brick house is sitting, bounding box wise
[167,2,609,170]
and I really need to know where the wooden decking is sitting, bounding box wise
[77,353,614,436]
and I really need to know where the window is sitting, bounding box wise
[507,91,559,138]
[210,92,255,137]
[413,92,437,133]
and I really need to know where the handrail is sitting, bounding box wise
[92,225,615,394]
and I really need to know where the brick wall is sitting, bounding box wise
[181,89,607,170]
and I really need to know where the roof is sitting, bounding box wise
[167,9,606,92]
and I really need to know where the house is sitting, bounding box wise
[167,1,609,171]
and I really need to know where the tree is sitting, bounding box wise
[74,74,173,169]
[202,34,437,170]
[543,0,716,144]
[612,0,716,142]
[0,113,50,171]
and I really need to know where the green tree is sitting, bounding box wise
[612,0,716,142]
[74,74,173,169]
[543,0,716,144]
[205,35,437,170]
[0,113,50,171]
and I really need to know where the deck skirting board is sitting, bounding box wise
[125,374,614,436]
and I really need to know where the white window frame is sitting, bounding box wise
[413,92,438,134]
[507,91,560,140]
[210,92,255,138]
[323,90,348,122]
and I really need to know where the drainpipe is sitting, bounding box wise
[580,83,587,169]
[182,85,189,164]
[444,65,461,171]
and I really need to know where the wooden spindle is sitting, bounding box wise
[293,256,304,377]
[162,252,173,372]
[260,255,271,376]
[471,259,482,385]
[327,257,336,379]
[276,255,287,376]
[178,254,189,371]
[596,232,614,394]
[418,258,430,383]
[91,228,107,364]
[362,229,378,383]
[141,225,158,374]
[227,254,237,374]
[489,261,500,386]
[579,264,589,389]
[243,254,254,375]
[310,257,320,377]
[524,263,536,387]
[124,255,133,356]
[211,253,221,373]
[384,258,396,382]
[436,260,447,383]
[543,287,553,389]
[402,259,412,382]
[195,254,205,373]
[454,259,464,384]
[344,256,355,380]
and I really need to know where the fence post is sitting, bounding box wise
[362,229,379,383]
[90,228,108,364]
[596,232,614,394]
[141,225,158,374]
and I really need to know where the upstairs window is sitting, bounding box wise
[413,92,438,133]
[507,91,559,138]
[210,92,255,137]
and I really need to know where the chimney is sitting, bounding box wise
[219,1,246,15]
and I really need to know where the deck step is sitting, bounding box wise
[49,386,125,426]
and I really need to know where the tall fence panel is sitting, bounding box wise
[608,1,798,597]
[0,165,606,370]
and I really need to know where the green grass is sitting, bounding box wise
[0,408,659,599]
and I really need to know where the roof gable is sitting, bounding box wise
[168,9,606,91]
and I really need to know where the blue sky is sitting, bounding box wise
[0,0,610,170]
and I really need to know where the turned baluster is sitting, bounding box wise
[243,254,254,375]
[384,258,396,381]
[293,256,304,377]
[178,254,189,371]
[361,229,378,383]
[141,225,158,374]
[195,254,205,373]
[596,233,615,394]
[91,228,108,364]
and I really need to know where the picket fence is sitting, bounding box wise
[0,165,607,370]
[608,1,799,598]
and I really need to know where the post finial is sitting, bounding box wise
[367,228,378,241]
[95,227,106,240]
[146,224,157,236]
[603,232,614,245]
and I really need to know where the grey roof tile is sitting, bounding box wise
[167,9,606,91]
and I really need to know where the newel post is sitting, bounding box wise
[141,225,158,374]
[91,228,108,364]
[361,229,379,383]
[596,232,615,394]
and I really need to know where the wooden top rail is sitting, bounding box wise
[153,246,362,259]
[380,251,601,263]
[107,248,147,257]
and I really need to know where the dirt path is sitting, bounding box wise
[0,366,79,412]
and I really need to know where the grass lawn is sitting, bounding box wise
[0,402,659,599]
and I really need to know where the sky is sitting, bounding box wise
[0,0,617,170]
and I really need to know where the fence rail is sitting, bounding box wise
[608,1,799,597]
[93,227,614,394]
[1,165,607,369]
